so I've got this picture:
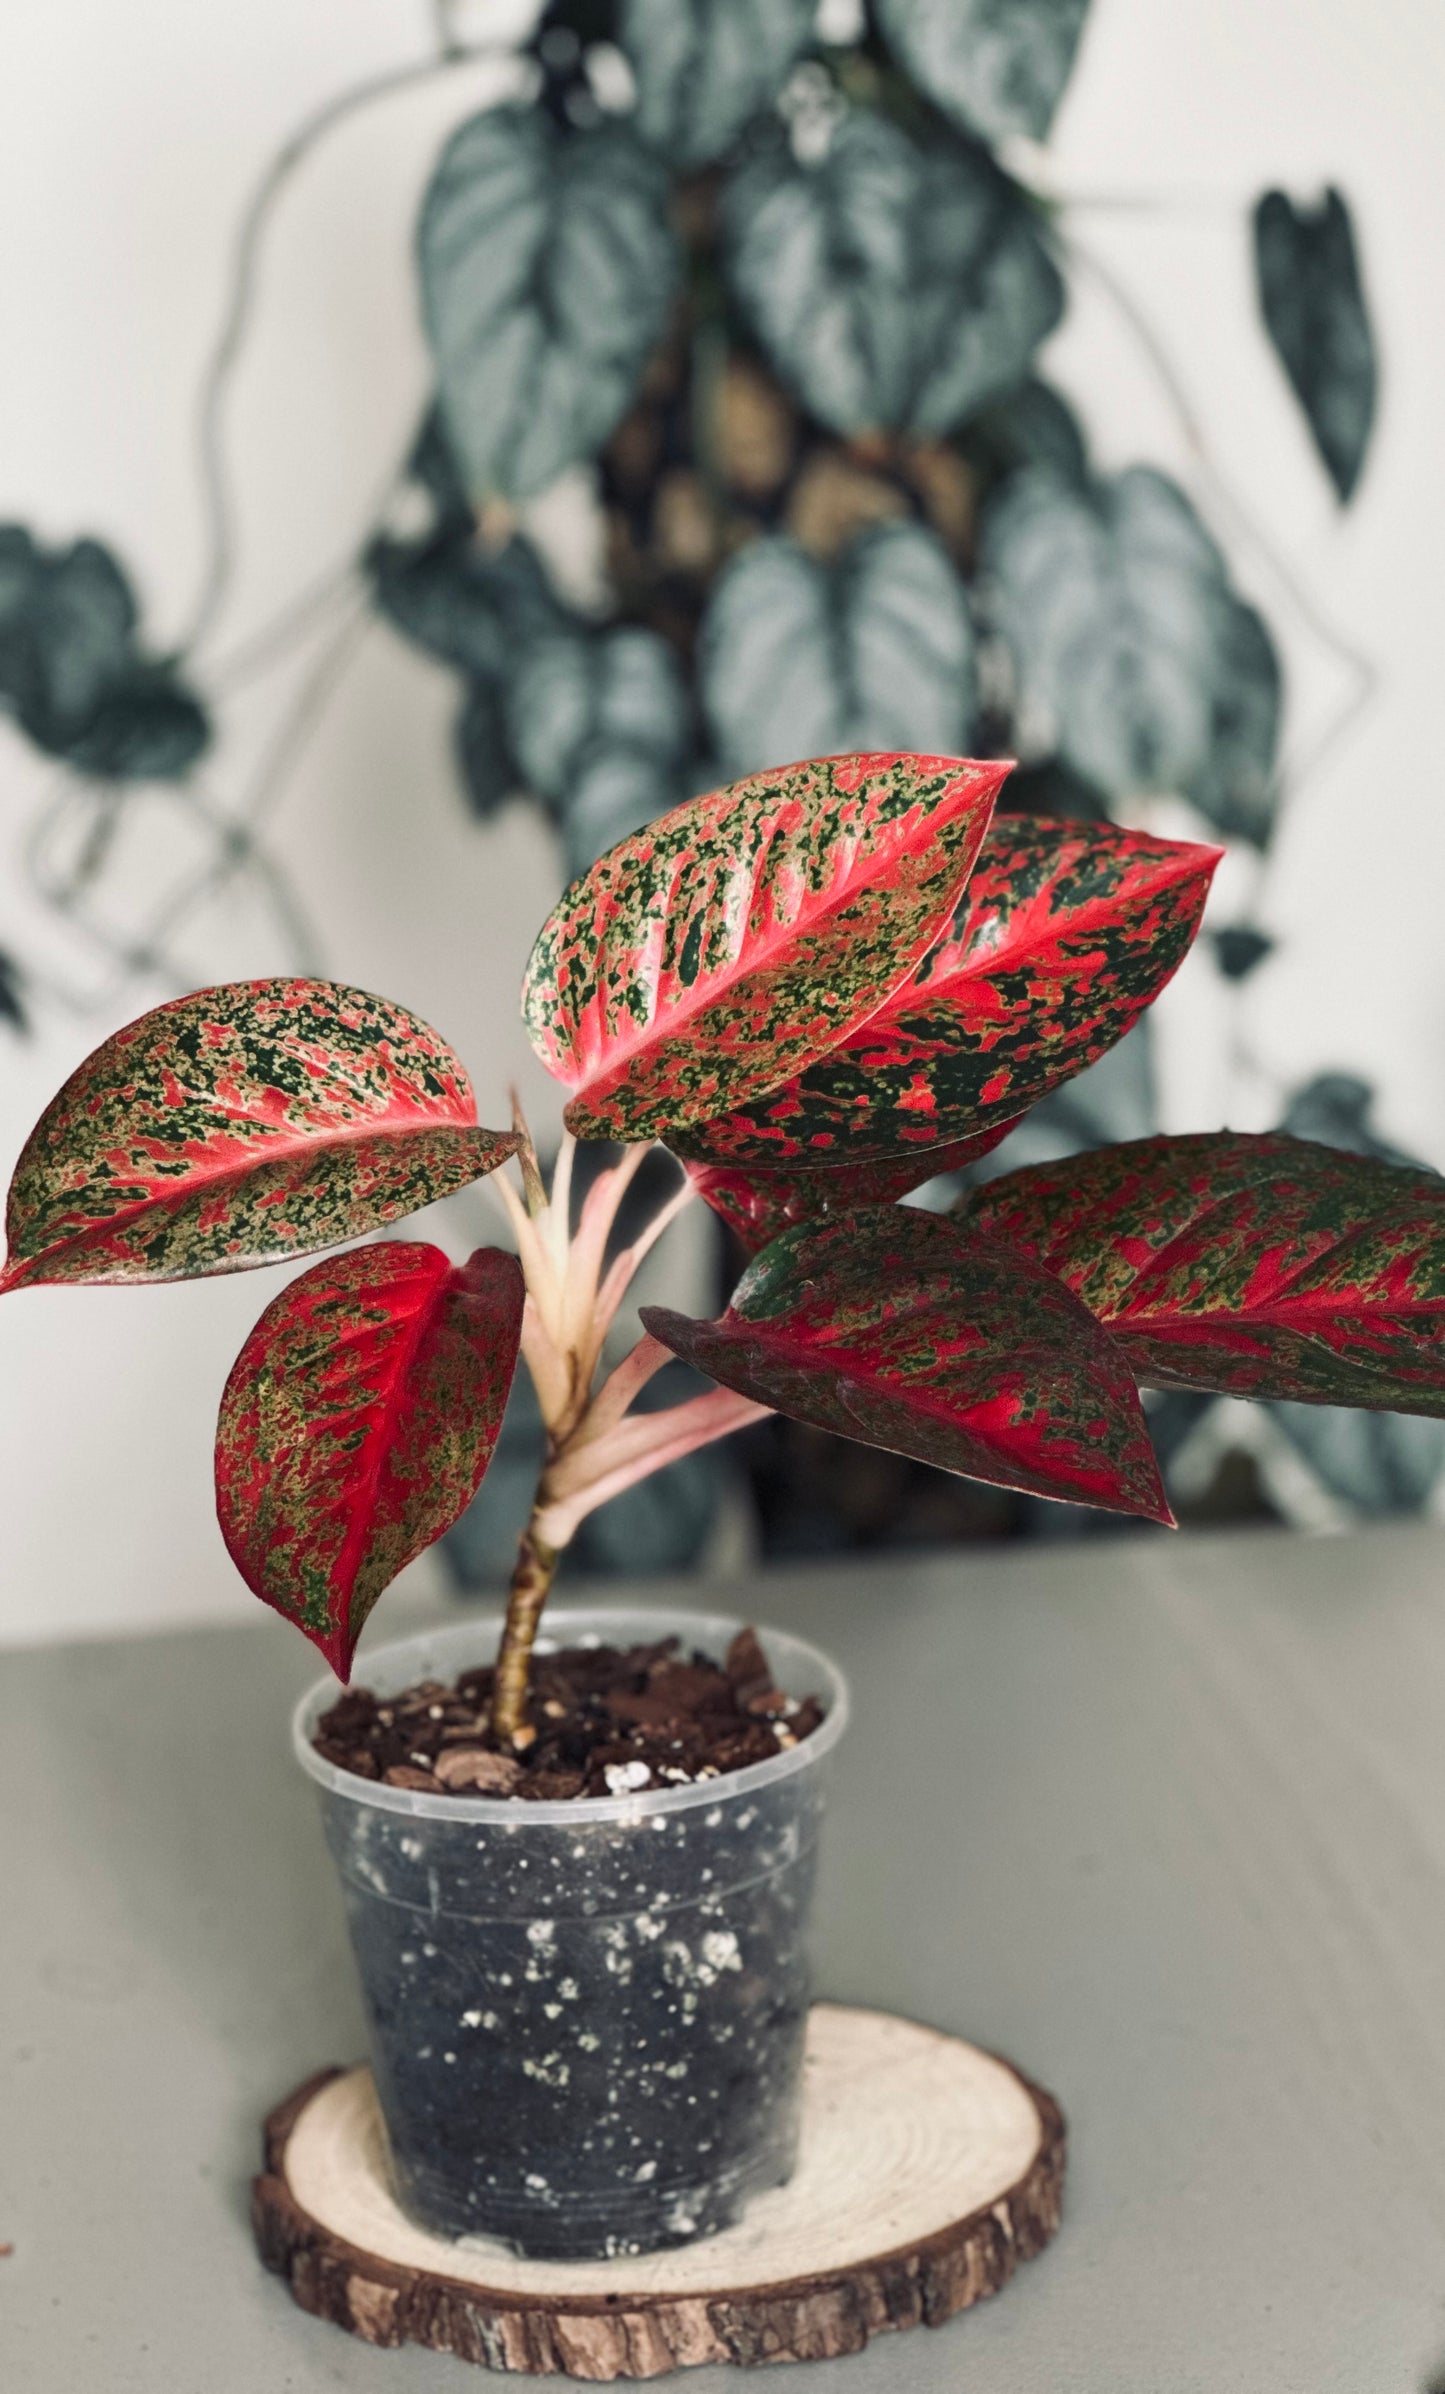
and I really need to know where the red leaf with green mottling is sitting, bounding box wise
[0,980,518,1292]
[685,1119,1021,1252]
[963,1133,1445,1412]
[215,1242,523,1678]
[641,1206,1171,1521]
[670,816,1218,1168]
[523,752,1008,1143]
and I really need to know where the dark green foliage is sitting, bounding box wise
[1279,1071,1414,1169]
[0,527,209,781]
[63,665,211,783]
[0,950,25,1033]
[453,678,516,821]
[960,377,1090,495]
[367,522,563,680]
[1211,924,1273,981]
[1253,188,1376,502]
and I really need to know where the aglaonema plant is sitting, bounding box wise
[6,750,1443,1744]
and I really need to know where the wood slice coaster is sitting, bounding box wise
[253,2003,1065,2380]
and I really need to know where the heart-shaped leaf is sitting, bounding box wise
[215,1243,524,1676]
[0,526,210,779]
[642,1207,1170,1520]
[1253,188,1376,503]
[875,0,1093,145]
[684,1120,1020,1252]
[620,0,814,169]
[369,523,562,679]
[982,467,1282,839]
[0,980,517,1292]
[700,526,976,782]
[506,620,691,874]
[724,110,1063,440]
[419,107,677,501]
[669,815,1217,1168]
[963,1133,1445,1412]
[62,664,210,783]
[523,751,1007,1144]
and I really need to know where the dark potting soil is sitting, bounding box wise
[313,1627,825,1801]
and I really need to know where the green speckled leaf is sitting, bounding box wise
[642,1206,1170,1521]
[215,1242,523,1677]
[671,815,1217,1169]
[963,1133,1445,1412]
[0,980,517,1292]
[523,751,1008,1144]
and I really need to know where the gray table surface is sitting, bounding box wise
[6,1521,1445,2391]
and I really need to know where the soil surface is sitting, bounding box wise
[313,1627,825,1801]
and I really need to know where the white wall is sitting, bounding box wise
[1,0,1442,1645]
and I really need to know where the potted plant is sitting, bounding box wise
[6,750,1442,2264]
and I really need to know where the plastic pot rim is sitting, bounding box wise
[291,1603,850,1829]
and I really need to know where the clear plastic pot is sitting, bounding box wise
[292,1605,848,2260]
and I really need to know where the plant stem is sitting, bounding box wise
[493,1511,560,1742]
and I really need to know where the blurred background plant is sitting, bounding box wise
[3,0,1427,1581]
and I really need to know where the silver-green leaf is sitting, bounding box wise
[875,0,1092,145]
[620,0,814,169]
[723,110,1063,438]
[699,523,976,777]
[504,622,691,874]
[982,466,1281,838]
[418,108,677,501]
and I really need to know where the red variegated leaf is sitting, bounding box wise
[670,816,1219,1167]
[215,1242,524,1677]
[0,980,517,1292]
[963,1133,1445,1412]
[641,1206,1171,1522]
[685,1118,1021,1252]
[523,751,1008,1143]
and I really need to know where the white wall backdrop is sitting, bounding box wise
[2,0,1443,1645]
